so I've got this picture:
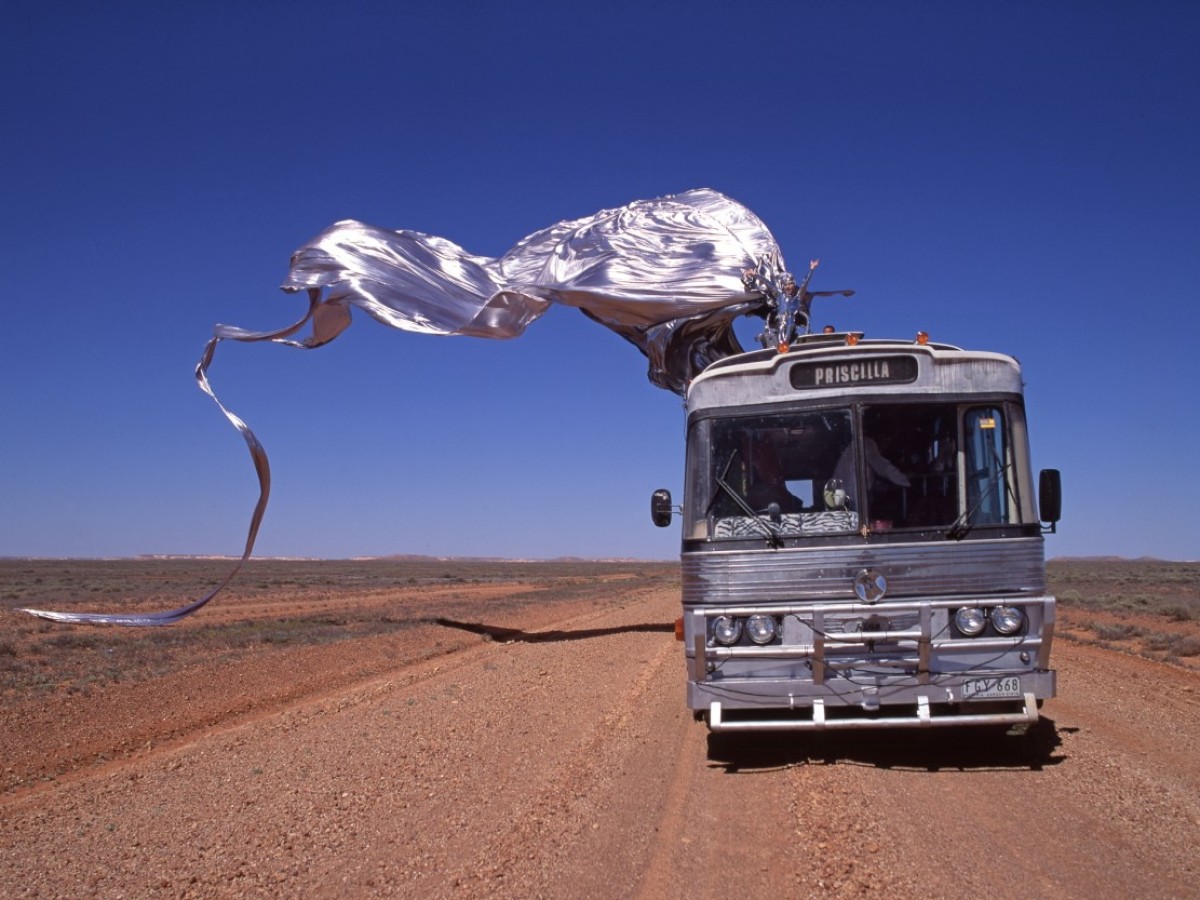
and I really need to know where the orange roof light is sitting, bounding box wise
[846,333,860,346]
[916,331,930,345]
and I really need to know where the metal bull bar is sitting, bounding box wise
[690,597,1053,731]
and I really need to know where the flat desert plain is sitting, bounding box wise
[1,557,1198,898]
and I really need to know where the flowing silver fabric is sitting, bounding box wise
[21,189,786,626]
[19,293,333,626]
[282,188,783,392]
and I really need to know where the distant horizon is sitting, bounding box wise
[2,553,1195,565]
[0,553,678,563]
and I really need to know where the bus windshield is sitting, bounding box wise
[684,401,1036,542]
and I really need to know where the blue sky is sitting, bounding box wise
[2,0,1197,561]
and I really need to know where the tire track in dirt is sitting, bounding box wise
[419,588,685,896]
[632,707,707,900]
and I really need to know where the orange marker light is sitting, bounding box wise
[674,617,685,641]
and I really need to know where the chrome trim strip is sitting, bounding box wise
[706,692,1040,731]
[682,538,1047,605]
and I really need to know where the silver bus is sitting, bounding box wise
[652,331,1062,732]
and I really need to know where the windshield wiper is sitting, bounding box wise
[711,453,783,549]
[946,458,1012,541]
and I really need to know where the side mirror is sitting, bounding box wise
[651,489,673,528]
[1038,469,1062,532]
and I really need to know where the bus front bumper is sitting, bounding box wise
[703,687,1048,732]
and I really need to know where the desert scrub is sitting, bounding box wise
[1162,604,1198,622]
[1093,623,1146,642]
[44,632,106,651]
[1048,560,1200,620]
[1143,633,1200,657]
[0,557,682,698]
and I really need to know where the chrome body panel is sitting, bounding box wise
[682,538,1047,605]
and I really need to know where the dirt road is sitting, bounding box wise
[2,568,1199,898]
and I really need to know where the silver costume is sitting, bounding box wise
[23,189,800,625]
[277,187,782,392]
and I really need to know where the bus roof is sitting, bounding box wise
[687,333,1023,413]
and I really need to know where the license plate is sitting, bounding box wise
[962,676,1021,701]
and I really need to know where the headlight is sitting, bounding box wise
[991,605,1025,635]
[954,607,987,637]
[745,615,778,645]
[711,615,743,645]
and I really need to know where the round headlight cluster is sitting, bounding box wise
[954,605,1026,637]
[746,614,779,645]
[954,607,988,636]
[711,615,743,645]
[991,605,1025,635]
[710,614,780,646]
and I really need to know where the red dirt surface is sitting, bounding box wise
[1,559,1198,897]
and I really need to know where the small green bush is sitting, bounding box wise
[1094,623,1145,642]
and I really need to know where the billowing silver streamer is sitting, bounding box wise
[281,187,783,392]
[19,292,334,626]
[21,189,787,626]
